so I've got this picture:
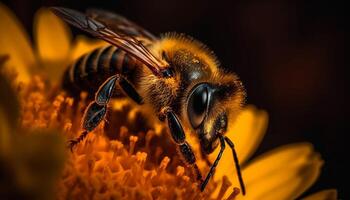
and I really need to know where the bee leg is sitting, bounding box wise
[95,75,120,105]
[69,102,107,151]
[117,76,143,104]
[68,131,88,152]
[96,74,143,105]
[178,141,203,181]
[161,107,203,182]
[193,163,203,182]
[200,136,225,191]
[69,75,144,151]
[69,75,117,151]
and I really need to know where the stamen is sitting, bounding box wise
[226,187,240,200]
[158,156,170,172]
[136,151,147,169]
[176,166,185,177]
[129,135,138,154]
[216,176,232,200]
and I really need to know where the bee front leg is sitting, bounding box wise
[160,107,203,182]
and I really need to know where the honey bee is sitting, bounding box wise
[51,7,246,194]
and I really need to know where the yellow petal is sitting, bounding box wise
[229,105,268,164]
[302,189,337,200]
[34,8,72,62]
[12,130,66,199]
[0,3,35,83]
[0,59,14,156]
[70,35,107,61]
[33,8,72,82]
[209,106,268,182]
[235,143,323,200]
[0,70,20,129]
[0,108,11,156]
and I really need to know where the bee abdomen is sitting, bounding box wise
[63,45,138,96]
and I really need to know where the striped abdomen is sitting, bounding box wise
[62,45,140,96]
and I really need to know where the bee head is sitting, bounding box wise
[186,77,245,153]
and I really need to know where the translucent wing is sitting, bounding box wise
[51,7,168,76]
[86,8,157,46]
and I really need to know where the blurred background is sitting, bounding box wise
[1,0,345,198]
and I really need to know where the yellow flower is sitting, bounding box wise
[303,189,338,200]
[0,4,337,200]
[0,3,106,84]
[0,59,66,200]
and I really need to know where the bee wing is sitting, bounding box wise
[50,7,168,76]
[86,8,157,46]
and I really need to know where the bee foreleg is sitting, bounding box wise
[200,136,225,191]
[161,107,203,183]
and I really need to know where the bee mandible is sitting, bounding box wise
[51,7,246,194]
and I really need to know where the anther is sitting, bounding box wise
[216,176,232,200]
[227,187,240,200]
[129,135,138,154]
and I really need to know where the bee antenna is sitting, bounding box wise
[224,136,246,195]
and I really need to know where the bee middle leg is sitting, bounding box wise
[69,74,143,151]
[161,107,203,182]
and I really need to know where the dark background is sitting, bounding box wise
[2,0,345,198]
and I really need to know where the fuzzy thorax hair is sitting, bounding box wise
[139,33,246,131]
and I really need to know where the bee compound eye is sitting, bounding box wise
[187,84,209,128]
